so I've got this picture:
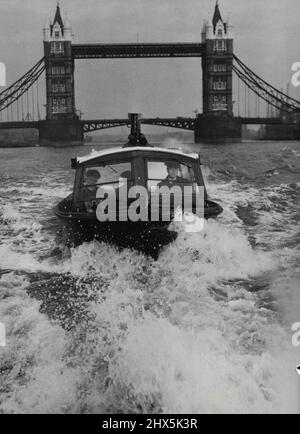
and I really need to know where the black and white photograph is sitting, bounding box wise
[0,0,299,416]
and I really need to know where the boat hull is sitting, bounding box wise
[54,199,223,258]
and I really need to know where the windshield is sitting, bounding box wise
[81,162,133,188]
[76,161,133,212]
[146,160,196,190]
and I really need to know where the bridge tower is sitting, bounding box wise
[40,4,83,143]
[195,1,241,142]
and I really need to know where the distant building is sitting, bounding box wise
[43,4,77,120]
[201,2,234,117]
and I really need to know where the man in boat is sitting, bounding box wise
[139,133,149,146]
[125,134,137,147]
[158,161,188,188]
[78,169,101,213]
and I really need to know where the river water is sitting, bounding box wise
[0,138,299,413]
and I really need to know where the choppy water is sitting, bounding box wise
[0,139,299,414]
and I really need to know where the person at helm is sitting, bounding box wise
[78,169,101,213]
[158,161,188,188]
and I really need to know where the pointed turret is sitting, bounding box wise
[212,1,223,32]
[202,1,232,40]
[201,1,234,117]
[51,3,64,35]
[43,4,76,121]
[44,3,73,42]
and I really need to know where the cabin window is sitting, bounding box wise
[81,162,133,187]
[76,161,133,211]
[146,160,196,190]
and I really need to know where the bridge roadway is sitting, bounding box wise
[0,121,39,129]
[0,117,295,133]
[80,117,296,132]
[82,117,196,132]
[72,43,204,59]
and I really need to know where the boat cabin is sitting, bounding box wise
[70,146,207,216]
[54,114,222,254]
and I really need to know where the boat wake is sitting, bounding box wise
[0,215,298,413]
[0,143,299,413]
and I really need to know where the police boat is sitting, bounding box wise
[54,114,223,257]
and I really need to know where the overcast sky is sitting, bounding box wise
[0,0,299,119]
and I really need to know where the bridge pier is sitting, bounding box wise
[194,115,242,143]
[38,119,83,145]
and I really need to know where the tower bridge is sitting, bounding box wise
[72,43,204,59]
[1,2,300,144]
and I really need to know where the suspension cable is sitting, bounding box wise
[233,55,300,112]
[0,58,45,112]
[232,64,293,113]
[234,55,300,106]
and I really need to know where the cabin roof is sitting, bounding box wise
[76,146,199,165]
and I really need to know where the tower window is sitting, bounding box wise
[217,29,223,38]
[51,42,64,54]
[213,79,227,90]
[55,30,60,39]
[52,97,67,113]
[214,40,226,52]
[51,81,66,93]
[51,65,65,75]
[213,64,227,72]
[212,95,227,111]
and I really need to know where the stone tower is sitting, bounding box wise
[201,1,234,117]
[41,4,82,143]
[195,1,241,142]
[43,3,76,120]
